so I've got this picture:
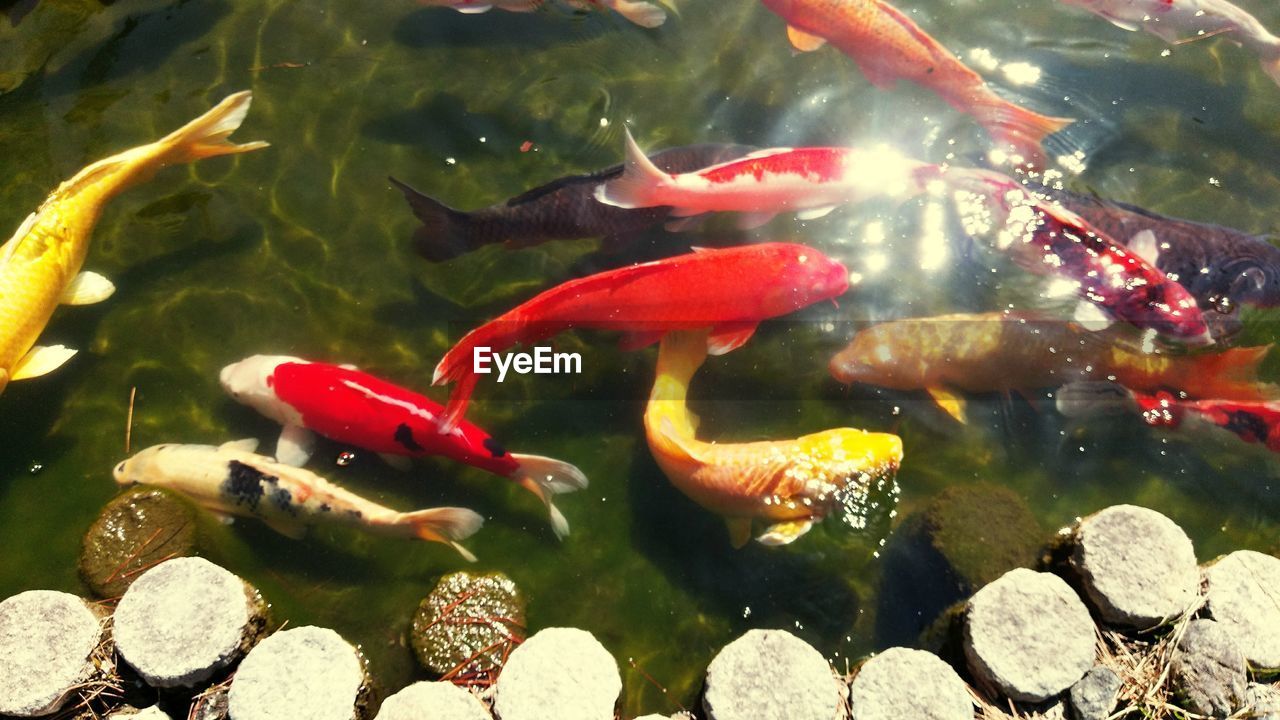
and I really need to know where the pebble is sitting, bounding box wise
[1245,683,1280,720]
[0,590,106,717]
[228,626,371,720]
[109,707,173,719]
[1169,619,1246,718]
[79,486,196,598]
[848,647,972,720]
[702,629,840,720]
[113,557,267,688]
[1204,550,1280,669]
[412,571,525,678]
[375,681,490,720]
[492,627,620,720]
[964,568,1096,703]
[635,715,693,720]
[1067,666,1121,720]
[1070,505,1198,629]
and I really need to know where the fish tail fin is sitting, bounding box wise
[653,328,709,392]
[398,506,484,561]
[606,0,668,27]
[388,176,476,262]
[510,453,589,540]
[1262,52,1280,89]
[1054,381,1137,419]
[0,369,8,397]
[1197,344,1277,399]
[969,92,1072,167]
[593,127,671,209]
[155,91,270,166]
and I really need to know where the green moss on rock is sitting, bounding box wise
[410,571,526,680]
[79,487,197,599]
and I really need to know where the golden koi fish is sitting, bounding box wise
[0,91,268,396]
[643,328,903,548]
[114,439,485,561]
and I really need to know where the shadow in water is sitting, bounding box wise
[392,6,606,51]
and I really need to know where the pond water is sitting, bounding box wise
[2,0,1280,715]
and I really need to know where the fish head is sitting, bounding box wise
[219,355,302,422]
[828,326,912,386]
[1121,283,1215,347]
[113,444,175,486]
[769,246,851,313]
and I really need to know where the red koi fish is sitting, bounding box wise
[1057,381,1280,453]
[759,0,1072,166]
[432,242,851,431]
[220,355,588,538]
[594,128,940,228]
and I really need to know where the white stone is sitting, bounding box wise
[493,627,620,720]
[110,707,173,719]
[0,590,104,717]
[703,629,841,720]
[376,682,489,720]
[114,557,261,688]
[964,568,1096,703]
[1071,505,1198,628]
[228,626,366,720]
[849,647,972,720]
[1205,550,1280,669]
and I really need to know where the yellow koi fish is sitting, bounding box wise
[0,91,268,396]
[643,328,904,548]
[114,439,485,561]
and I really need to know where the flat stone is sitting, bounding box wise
[110,707,174,719]
[375,682,490,720]
[79,486,196,599]
[1245,683,1280,720]
[1068,666,1121,720]
[1170,619,1246,718]
[1204,550,1280,669]
[412,571,525,678]
[114,557,266,688]
[848,647,972,720]
[228,626,370,720]
[703,629,840,720]
[635,715,693,720]
[1070,505,1198,629]
[0,590,106,717]
[493,627,620,720]
[964,568,1095,703]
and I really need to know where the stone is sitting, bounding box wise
[412,571,525,679]
[848,647,972,720]
[189,684,230,720]
[375,682,490,720]
[228,626,371,720]
[1204,550,1280,669]
[493,627,620,720]
[1068,666,1121,720]
[110,707,173,719]
[1070,505,1198,629]
[79,486,197,598]
[0,590,107,717]
[113,557,267,688]
[635,715,693,720]
[1169,619,1246,718]
[964,568,1096,703]
[702,629,840,720]
[1245,683,1280,720]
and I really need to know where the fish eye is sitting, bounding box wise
[114,461,126,474]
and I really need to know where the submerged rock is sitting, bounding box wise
[113,557,267,688]
[79,486,196,599]
[228,626,372,720]
[1067,666,1121,720]
[0,590,108,718]
[964,568,1095,703]
[848,647,972,720]
[1204,550,1280,670]
[1169,619,1246,718]
[412,571,525,679]
[1069,505,1198,629]
[702,629,840,720]
[493,627,620,720]
[375,681,490,720]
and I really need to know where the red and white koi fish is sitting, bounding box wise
[594,128,941,229]
[759,0,1073,166]
[220,356,587,538]
[1059,0,1280,87]
[417,0,667,28]
[432,242,851,432]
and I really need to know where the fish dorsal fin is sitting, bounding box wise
[0,212,38,269]
[787,24,828,52]
[874,1,956,65]
[726,518,753,549]
[1128,229,1160,265]
[219,438,261,454]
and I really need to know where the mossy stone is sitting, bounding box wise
[410,571,526,679]
[922,483,1044,590]
[79,487,197,599]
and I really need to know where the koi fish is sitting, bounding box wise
[829,311,1272,422]
[759,0,1072,165]
[391,143,753,261]
[594,128,940,228]
[644,329,903,547]
[1058,0,1280,87]
[0,91,267,397]
[219,355,587,538]
[1056,381,1280,453]
[432,242,851,432]
[416,0,668,28]
[113,439,484,561]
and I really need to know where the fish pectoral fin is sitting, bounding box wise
[726,517,753,549]
[60,271,116,305]
[664,215,706,233]
[707,322,759,355]
[1146,21,1185,43]
[658,417,699,464]
[452,3,494,13]
[261,515,308,540]
[1072,301,1114,333]
[786,24,827,52]
[219,438,261,454]
[379,453,413,472]
[851,57,898,90]
[619,330,666,352]
[10,345,77,381]
[926,386,969,424]
[1101,14,1142,32]
[735,211,777,230]
[208,510,237,525]
[757,518,815,546]
[1128,229,1160,265]
[274,425,315,467]
[795,205,838,221]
